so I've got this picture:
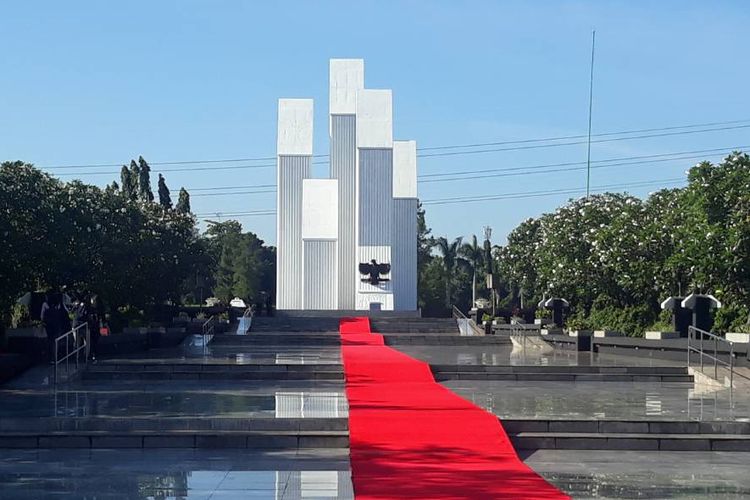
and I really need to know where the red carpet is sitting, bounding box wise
[339,317,569,500]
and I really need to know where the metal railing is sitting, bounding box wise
[687,325,734,388]
[54,323,90,384]
[201,315,217,355]
[451,306,485,336]
[510,322,541,350]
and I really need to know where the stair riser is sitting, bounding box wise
[503,420,750,435]
[83,372,344,381]
[0,419,348,432]
[0,435,349,449]
[511,436,750,451]
[434,373,693,382]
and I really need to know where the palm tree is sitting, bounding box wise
[459,235,484,307]
[435,236,464,310]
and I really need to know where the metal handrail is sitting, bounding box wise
[687,325,734,388]
[510,322,541,350]
[54,323,90,384]
[451,306,485,336]
[201,315,216,355]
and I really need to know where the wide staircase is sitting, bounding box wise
[0,316,348,450]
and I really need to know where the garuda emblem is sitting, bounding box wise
[359,259,391,285]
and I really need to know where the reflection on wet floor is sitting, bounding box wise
[525,450,750,499]
[104,344,343,365]
[0,449,353,500]
[0,387,348,419]
[396,345,684,367]
[443,379,750,421]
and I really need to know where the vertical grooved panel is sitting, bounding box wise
[358,149,393,246]
[303,240,337,310]
[392,199,418,310]
[277,155,310,309]
[331,115,356,309]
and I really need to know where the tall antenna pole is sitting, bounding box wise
[586,29,596,198]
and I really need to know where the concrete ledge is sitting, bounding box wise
[726,333,750,343]
[594,330,624,338]
[645,331,680,340]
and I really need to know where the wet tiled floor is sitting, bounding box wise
[525,450,750,499]
[397,344,684,367]
[444,379,750,421]
[0,449,353,499]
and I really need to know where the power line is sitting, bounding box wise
[193,177,687,217]
[586,29,596,197]
[421,178,685,206]
[42,118,750,170]
[415,124,750,159]
[179,145,742,194]
[418,145,745,180]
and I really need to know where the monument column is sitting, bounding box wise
[330,59,364,310]
[276,99,313,310]
[356,89,394,311]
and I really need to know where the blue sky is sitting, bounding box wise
[2,1,749,245]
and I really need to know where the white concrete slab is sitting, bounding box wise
[393,140,417,198]
[302,179,338,240]
[278,99,313,155]
[356,89,392,148]
[329,59,364,115]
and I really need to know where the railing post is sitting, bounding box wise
[714,336,718,380]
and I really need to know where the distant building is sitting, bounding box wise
[276,59,417,311]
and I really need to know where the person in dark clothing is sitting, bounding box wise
[87,294,104,361]
[41,292,71,363]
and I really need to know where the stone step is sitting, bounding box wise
[384,336,511,346]
[433,372,693,382]
[510,431,750,451]
[89,363,343,373]
[0,417,348,432]
[431,365,688,374]
[502,419,750,435]
[214,335,341,345]
[83,369,344,381]
[0,430,349,449]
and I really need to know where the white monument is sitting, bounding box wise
[276,59,417,311]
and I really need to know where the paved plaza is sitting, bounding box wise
[1,317,749,498]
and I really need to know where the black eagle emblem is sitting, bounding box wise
[359,259,391,285]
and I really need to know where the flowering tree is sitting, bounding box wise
[495,151,750,335]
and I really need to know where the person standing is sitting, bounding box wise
[41,292,70,364]
[87,294,104,362]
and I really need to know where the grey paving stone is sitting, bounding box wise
[91,436,143,448]
[599,421,649,433]
[659,438,711,451]
[0,436,38,448]
[549,421,598,433]
[143,435,195,448]
[196,435,248,448]
[605,438,659,450]
[554,437,607,450]
[38,436,91,448]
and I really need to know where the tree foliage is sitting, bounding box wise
[495,152,750,335]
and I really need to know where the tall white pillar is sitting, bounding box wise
[392,140,418,311]
[330,59,364,310]
[301,179,339,310]
[276,98,313,310]
[356,89,394,311]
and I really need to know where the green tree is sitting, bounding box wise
[137,156,154,202]
[120,165,137,200]
[435,236,464,310]
[459,234,484,306]
[176,188,191,213]
[157,174,172,209]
